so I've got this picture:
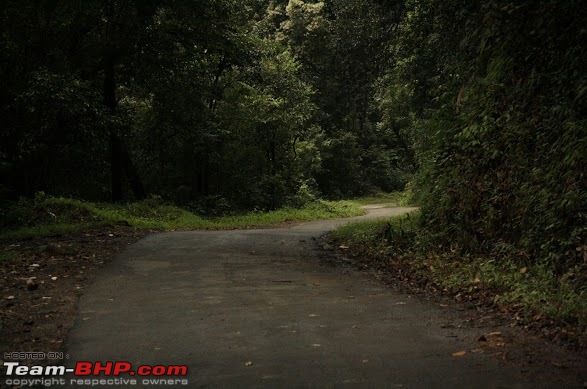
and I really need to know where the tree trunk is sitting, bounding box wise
[104,48,146,201]
[104,48,124,202]
[269,139,277,210]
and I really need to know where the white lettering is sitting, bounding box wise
[4,362,18,375]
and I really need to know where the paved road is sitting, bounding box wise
[65,206,568,388]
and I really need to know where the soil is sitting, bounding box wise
[0,227,153,366]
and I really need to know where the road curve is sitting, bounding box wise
[65,206,562,388]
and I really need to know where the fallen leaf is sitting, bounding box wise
[487,332,502,336]
[519,267,528,274]
[244,361,253,366]
[452,351,467,357]
[339,245,349,249]
[5,295,15,300]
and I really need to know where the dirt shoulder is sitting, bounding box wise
[0,227,153,364]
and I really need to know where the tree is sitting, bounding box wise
[278,0,410,196]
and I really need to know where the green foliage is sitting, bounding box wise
[0,195,364,240]
[347,191,410,206]
[0,0,321,209]
[331,214,587,334]
[388,0,586,271]
[2,193,104,228]
[278,0,412,197]
[332,211,420,253]
[1,0,584,282]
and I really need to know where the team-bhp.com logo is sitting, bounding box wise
[4,361,189,387]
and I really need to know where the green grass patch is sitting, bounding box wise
[443,259,587,326]
[330,213,587,342]
[0,196,364,241]
[332,211,420,254]
[346,191,412,207]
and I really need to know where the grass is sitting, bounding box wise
[331,211,420,258]
[0,196,369,241]
[330,212,587,343]
[346,191,411,207]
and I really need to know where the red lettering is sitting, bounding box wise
[93,362,113,375]
[74,362,93,376]
[113,362,132,375]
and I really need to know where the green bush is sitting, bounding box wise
[1,193,103,228]
[394,0,586,271]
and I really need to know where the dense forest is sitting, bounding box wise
[1,0,585,270]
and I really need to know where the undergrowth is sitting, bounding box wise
[331,212,587,347]
[0,193,368,240]
[348,191,412,207]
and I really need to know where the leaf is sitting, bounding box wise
[452,351,467,357]
[519,267,528,274]
[245,361,253,366]
[339,245,349,249]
